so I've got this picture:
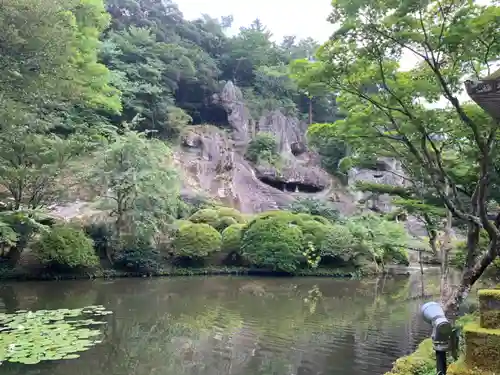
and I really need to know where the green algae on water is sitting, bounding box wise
[0,305,112,365]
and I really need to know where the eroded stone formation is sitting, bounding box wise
[176,81,345,214]
[176,81,420,216]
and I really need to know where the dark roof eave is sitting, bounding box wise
[464,78,500,120]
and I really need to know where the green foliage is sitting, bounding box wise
[0,306,111,365]
[83,221,114,260]
[320,214,409,268]
[320,224,361,265]
[33,224,99,269]
[189,209,220,227]
[221,224,245,254]
[306,123,347,174]
[450,230,490,270]
[245,133,280,165]
[215,216,238,232]
[293,0,500,304]
[113,240,162,273]
[87,129,179,251]
[172,223,222,259]
[355,182,413,200]
[188,207,245,232]
[299,219,332,249]
[241,215,304,273]
[0,210,51,266]
[384,338,435,375]
[289,197,340,222]
[0,132,88,210]
[0,0,120,114]
[215,207,246,223]
[102,26,195,138]
[303,241,321,269]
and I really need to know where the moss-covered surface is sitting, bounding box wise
[478,288,500,329]
[383,338,435,375]
[463,322,500,373]
[478,288,500,297]
[448,357,496,375]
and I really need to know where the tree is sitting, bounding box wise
[101,26,194,138]
[295,0,500,314]
[0,0,121,118]
[0,0,121,268]
[87,128,179,261]
[0,130,89,210]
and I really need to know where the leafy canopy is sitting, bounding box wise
[292,0,500,311]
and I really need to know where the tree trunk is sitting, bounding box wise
[309,97,313,125]
[440,198,453,305]
[443,240,498,317]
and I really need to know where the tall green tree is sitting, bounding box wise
[87,128,179,261]
[293,0,500,314]
[0,0,121,266]
[101,26,194,138]
[0,0,121,119]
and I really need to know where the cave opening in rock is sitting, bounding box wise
[259,177,323,193]
[187,103,230,127]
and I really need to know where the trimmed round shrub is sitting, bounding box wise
[319,224,359,266]
[215,216,238,232]
[33,224,98,269]
[188,209,219,227]
[215,207,245,223]
[172,220,192,230]
[172,223,222,259]
[255,210,296,221]
[241,217,303,273]
[299,220,332,249]
[221,224,245,254]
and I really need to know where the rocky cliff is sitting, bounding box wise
[175,81,356,214]
[49,81,423,225]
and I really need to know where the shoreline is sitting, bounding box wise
[0,265,414,282]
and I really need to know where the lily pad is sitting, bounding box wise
[0,305,112,365]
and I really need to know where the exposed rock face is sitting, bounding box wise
[347,157,430,239]
[177,81,340,214]
[213,81,251,142]
[257,110,307,157]
[348,157,405,212]
[254,164,330,193]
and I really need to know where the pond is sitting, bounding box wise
[0,271,463,375]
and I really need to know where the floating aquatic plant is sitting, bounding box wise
[0,305,112,365]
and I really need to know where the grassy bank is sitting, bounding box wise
[0,265,412,282]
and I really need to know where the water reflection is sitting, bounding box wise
[0,271,471,375]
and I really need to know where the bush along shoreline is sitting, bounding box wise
[0,199,413,282]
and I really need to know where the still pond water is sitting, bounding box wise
[0,272,462,375]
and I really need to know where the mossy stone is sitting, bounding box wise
[383,338,435,375]
[478,289,500,329]
[448,357,496,375]
[463,322,500,373]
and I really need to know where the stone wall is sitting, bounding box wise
[448,288,500,375]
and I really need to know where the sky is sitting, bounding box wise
[177,0,335,42]
[176,0,492,106]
